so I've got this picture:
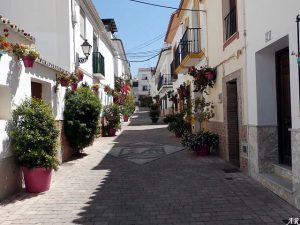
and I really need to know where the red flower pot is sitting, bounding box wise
[196,145,210,156]
[123,115,129,122]
[71,83,78,91]
[108,128,116,137]
[175,132,182,138]
[21,167,52,193]
[205,71,214,80]
[60,78,69,87]
[22,56,35,68]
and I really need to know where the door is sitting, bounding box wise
[276,47,292,166]
[31,82,42,99]
[227,80,240,167]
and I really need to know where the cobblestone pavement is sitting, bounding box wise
[0,108,299,225]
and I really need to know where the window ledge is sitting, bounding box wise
[223,32,239,50]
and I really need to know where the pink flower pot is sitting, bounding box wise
[205,71,214,80]
[92,87,99,93]
[71,83,78,91]
[22,56,35,68]
[21,167,52,193]
[60,78,69,87]
[195,145,210,156]
[108,128,116,137]
[123,115,129,122]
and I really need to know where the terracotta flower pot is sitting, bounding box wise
[22,56,35,68]
[21,167,52,193]
[60,78,70,87]
[108,128,116,137]
[71,83,78,91]
[123,115,129,122]
[175,132,182,138]
[195,145,210,156]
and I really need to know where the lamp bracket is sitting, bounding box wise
[79,57,88,64]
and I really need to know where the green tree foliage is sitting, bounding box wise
[64,87,102,153]
[10,98,59,170]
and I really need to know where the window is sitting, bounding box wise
[80,8,86,38]
[223,0,237,41]
[31,82,42,99]
[142,85,149,91]
[142,75,148,80]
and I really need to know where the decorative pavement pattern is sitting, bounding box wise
[100,142,184,164]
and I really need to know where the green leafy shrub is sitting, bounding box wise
[103,104,121,130]
[163,113,185,124]
[10,98,59,170]
[121,95,135,116]
[181,130,219,151]
[64,87,102,153]
[167,121,191,134]
[149,103,160,122]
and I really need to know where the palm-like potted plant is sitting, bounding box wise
[9,98,59,193]
[102,104,121,136]
[167,120,191,138]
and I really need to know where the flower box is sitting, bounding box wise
[60,78,70,87]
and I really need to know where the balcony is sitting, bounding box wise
[170,60,178,80]
[174,28,205,74]
[157,74,172,92]
[93,52,105,79]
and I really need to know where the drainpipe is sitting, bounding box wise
[297,15,300,99]
[242,0,250,162]
[71,0,77,70]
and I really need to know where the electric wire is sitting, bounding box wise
[128,0,206,12]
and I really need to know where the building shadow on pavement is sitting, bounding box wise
[71,120,300,224]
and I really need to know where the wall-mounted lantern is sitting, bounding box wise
[79,39,92,64]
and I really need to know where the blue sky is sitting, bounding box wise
[93,0,180,77]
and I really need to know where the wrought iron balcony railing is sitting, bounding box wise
[157,74,172,91]
[224,6,237,40]
[93,52,105,76]
[174,28,201,71]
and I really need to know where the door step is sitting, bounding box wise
[273,163,292,181]
[259,173,294,205]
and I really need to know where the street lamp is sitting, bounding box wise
[79,39,92,63]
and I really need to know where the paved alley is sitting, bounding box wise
[0,108,299,225]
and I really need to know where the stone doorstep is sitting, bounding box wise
[273,163,293,181]
[259,173,294,206]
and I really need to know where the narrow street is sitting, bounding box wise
[0,108,299,225]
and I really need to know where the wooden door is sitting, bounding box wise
[276,47,292,166]
[31,82,42,99]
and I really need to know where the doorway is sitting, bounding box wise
[276,47,292,166]
[226,80,240,167]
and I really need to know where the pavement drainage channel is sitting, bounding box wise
[222,168,241,173]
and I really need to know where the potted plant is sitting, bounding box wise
[181,130,219,156]
[0,28,13,57]
[57,73,70,87]
[149,103,160,123]
[69,75,78,91]
[102,104,121,136]
[188,66,216,94]
[9,98,59,193]
[91,83,99,93]
[193,97,215,123]
[13,44,40,68]
[121,95,135,122]
[167,120,191,138]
